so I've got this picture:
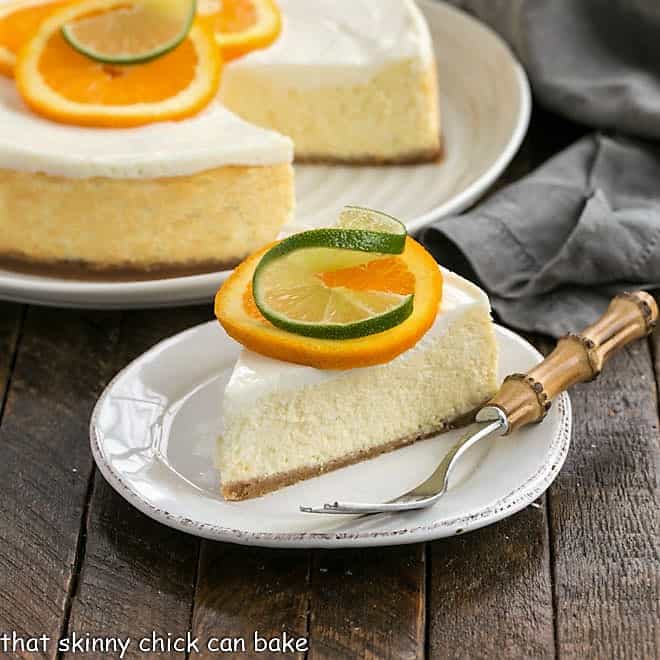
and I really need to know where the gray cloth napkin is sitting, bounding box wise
[420,134,660,336]
[419,0,660,336]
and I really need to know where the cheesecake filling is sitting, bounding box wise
[220,0,440,162]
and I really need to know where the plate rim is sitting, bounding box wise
[90,321,571,549]
[1,0,531,309]
[404,0,532,233]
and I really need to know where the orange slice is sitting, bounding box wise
[15,0,221,127]
[0,0,68,77]
[198,0,280,61]
[215,237,443,370]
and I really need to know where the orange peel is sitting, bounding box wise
[199,0,281,61]
[0,0,68,78]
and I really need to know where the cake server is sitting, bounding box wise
[301,291,658,515]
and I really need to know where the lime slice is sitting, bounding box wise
[253,241,414,340]
[339,205,406,236]
[337,205,407,254]
[62,0,196,65]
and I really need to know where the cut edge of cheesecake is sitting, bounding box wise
[222,59,442,165]
[221,0,441,164]
[218,406,481,501]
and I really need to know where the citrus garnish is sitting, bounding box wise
[198,0,280,61]
[62,0,196,65]
[0,0,67,77]
[251,222,412,339]
[15,0,221,127]
[338,206,407,254]
[254,247,415,340]
[215,236,442,369]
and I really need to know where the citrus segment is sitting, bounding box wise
[15,0,221,127]
[61,0,196,65]
[319,256,415,294]
[253,245,414,339]
[215,237,443,369]
[0,0,67,77]
[198,0,280,61]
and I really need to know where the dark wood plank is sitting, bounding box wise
[427,503,555,659]
[307,545,425,660]
[63,476,200,659]
[192,544,310,659]
[0,302,23,412]
[0,307,121,659]
[65,307,210,659]
[549,341,659,660]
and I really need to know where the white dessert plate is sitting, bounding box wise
[91,322,571,549]
[0,0,531,309]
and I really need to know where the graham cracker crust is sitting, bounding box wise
[294,141,444,167]
[221,406,477,501]
[0,252,243,282]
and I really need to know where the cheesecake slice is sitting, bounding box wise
[221,0,441,164]
[218,268,498,501]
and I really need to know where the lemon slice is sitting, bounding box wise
[252,240,414,340]
[61,0,196,65]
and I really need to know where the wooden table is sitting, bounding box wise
[0,109,658,660]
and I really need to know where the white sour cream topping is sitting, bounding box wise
[224,0,434,88]
[0,82,292,179]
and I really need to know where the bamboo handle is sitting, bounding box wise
[488,291,658,434]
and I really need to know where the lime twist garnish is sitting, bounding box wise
[252,206,414,340]
[336,205,407,253]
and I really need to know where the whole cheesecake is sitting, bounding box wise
[0,0,439,278]
[217,268,498,501]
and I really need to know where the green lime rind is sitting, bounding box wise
[252,225,414,340]
[61,0,196,66]
[259,227,407,267]
[339,205,407,238]
[255,289,414,340]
